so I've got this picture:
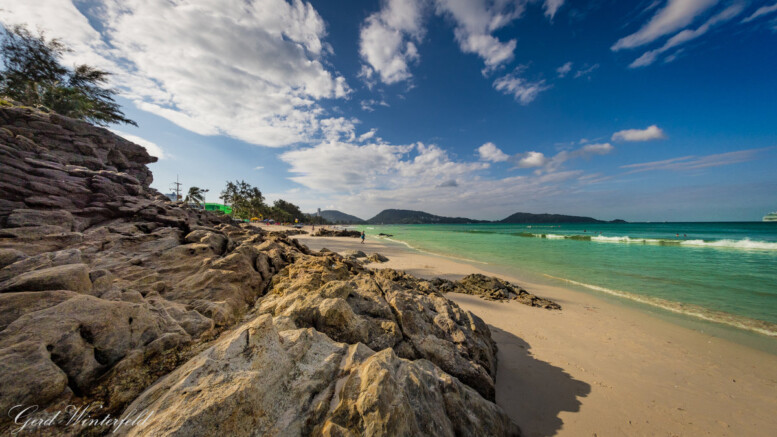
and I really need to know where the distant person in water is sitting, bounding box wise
[361,231,365,244]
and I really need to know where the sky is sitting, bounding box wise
[1,0,776,221]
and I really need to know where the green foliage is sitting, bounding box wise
[0,24,136,126]
[184,186,209,206]
[218,180,327,224]
[219,180,267,220]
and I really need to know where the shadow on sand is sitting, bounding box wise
[490,326,591,437]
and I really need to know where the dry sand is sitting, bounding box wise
[295,234,777,437]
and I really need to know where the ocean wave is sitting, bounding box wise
[511,232,777,250]
[544,274,777,337]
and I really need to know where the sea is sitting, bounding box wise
[354,222,777,352]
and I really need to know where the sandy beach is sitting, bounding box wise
[295,233,777,437]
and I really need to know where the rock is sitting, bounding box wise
[0,105,522,436]
[434,274,561,309]
[345,250,366,258]
[367,252,389,263]
[0,248,25,268]
[6,208,74,231]
[118,315,520,437]
[312,228,362,238]
[0,263,92,294]
[259,257,498,401]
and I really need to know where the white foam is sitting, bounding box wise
[680,238,777,250]
[544,274,777,337]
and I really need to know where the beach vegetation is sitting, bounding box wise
[0,24,136,126]
[218,180,328,224]
[184,186,208,206]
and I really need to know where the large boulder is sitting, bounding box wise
[119,315,520,437]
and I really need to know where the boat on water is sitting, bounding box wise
[764,212,777,222]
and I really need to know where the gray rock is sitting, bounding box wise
[0,263,92,294]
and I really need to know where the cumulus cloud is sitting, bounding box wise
[742,2,777,23]
[543,0,565,20]
[516,151,548,168]
[0,0,350,147]
[612,125,667,142]
[279,141,487,193]
[612,0,719,51]
[493,70,551,104]
[478,142,510,162]
[629,4,743,68]
[556,61,573,77]
[433,0,527,72]
[358,0,427,85]
[110,130,166,159]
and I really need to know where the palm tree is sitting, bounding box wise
[184,186,208,206]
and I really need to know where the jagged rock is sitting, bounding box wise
[119,315,520,437]
[312,228,362,238]
[367,252,389,263]
[258,256,498,401]
[433,274,561,309]
[345,249,366,258]
[0,106,521,436]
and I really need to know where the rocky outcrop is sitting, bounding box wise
[119,315,520,437]
[312,228,362,238]
[433,274,561,308]
[0,105,521,436]
[367,252,389,263]
[258,256,499,401]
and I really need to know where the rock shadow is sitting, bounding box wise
[491,326,591,437]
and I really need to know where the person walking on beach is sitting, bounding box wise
[361,231,365,244]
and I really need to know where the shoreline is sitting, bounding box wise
[295,233,777,436]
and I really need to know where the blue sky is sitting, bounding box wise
[2,0,776,221]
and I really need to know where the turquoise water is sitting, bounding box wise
[356,222,777,338]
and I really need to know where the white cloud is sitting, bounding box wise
[543,0,565,20]
[620,148,764,173]
[255,166,265,170]
[360,99,390,112]
[358,129,378,142]
[110,130,166,159]
[358,0,427,85]
[556,61,573,77]
[629,4,743,68]
[0,0,350,148]
[742,2,777,23]
[573,63,599,78]
[493,70,551,105]
[478,142,510,162]
[279,140,488,193]
[612,0,719,51]
[517,151,548,168]
[611,125,667,142]
[433,0,527,72]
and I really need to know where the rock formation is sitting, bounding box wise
[0,106,522,436]
[312,228,361,238]
[433,274,561,308]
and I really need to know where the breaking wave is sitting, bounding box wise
[512,233,777,251]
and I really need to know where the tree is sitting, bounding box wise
[184,186,208,206]
[0,24,136,126]
[219,180,266,220]
[271,199,304,223]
